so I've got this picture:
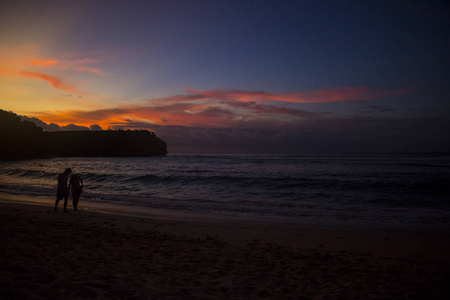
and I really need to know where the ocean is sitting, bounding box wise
[1,154,449,230]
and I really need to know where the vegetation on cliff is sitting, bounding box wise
[0,109,168,160]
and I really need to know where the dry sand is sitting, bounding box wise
[1,200,449,299]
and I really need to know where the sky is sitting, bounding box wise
[1,0,449,154]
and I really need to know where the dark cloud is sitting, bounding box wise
[62,124,90,131]
[22,114,450,154]
[46,123,63,131]
[194,106,234,118]
[356,105,395,113]
[225,100,322,118]
[110,121,155,130]
[107,116,450,154]
[21,116,99,132]
[89,124,103,131]
[20,116,49,129]
[69,108,128,121]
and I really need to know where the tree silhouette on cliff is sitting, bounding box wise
[0,109,167,160]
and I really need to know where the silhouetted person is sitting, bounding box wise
[69,174,83,211]
[55,168,72,212]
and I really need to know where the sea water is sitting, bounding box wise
[0,154,449,230]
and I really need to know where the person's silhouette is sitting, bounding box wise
[55,168,72,212]
[69,174,83,211]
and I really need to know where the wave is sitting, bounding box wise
[3,167,448,196]
[0,168,58,178]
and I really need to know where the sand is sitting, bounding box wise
[0,199,449,299]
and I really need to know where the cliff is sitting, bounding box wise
[0,109,168,160]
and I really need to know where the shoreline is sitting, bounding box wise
[1,191,448,234]
[1,196,449,260]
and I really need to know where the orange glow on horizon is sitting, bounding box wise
[32,105,239,130]
[22,81,415,131]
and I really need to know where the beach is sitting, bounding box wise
[0,198,449,299]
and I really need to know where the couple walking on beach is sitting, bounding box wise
[55,168,84,212]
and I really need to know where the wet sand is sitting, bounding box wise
[0,199,449,299]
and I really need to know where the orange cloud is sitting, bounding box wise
[30,58,59,67]
[19,71,85,94]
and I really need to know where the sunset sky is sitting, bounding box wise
[1,0,449,154]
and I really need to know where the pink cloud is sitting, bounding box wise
[75,67,109,76]
[163,86,414,104]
